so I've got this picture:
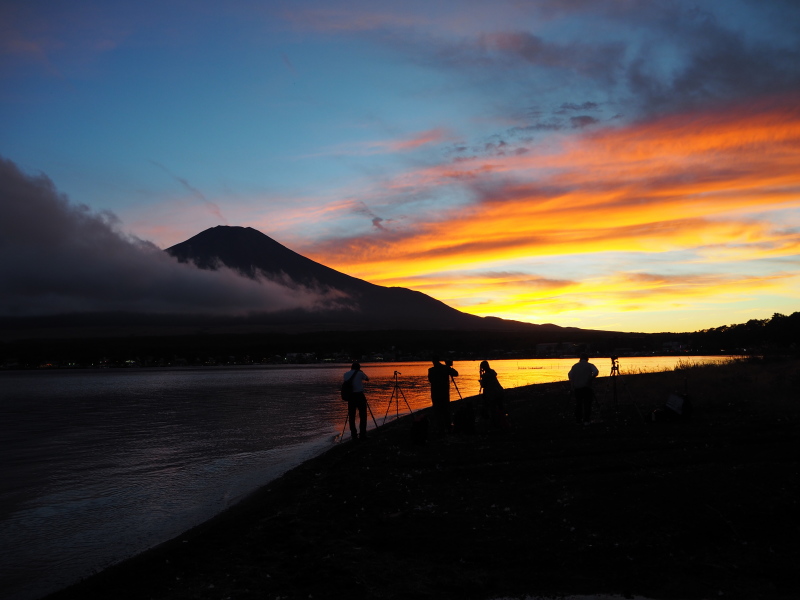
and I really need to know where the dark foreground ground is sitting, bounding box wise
[47,358,799,600]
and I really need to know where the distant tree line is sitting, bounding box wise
[683,312,799,354]
[1,312,797,369]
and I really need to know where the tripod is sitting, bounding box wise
[339,396,379,442]
[450,373,463,400]
[609,356,643,422]
[610,356,621,410]
[383,371,414,424]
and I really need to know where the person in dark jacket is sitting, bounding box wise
[479,360,506,428]
[568,354,599,424]
[428,357,458,434]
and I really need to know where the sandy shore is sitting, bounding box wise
[45,358,799,600]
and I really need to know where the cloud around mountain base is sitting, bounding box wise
[0,157,349,318]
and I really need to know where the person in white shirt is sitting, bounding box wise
[568,354,599,424]
[343,362,370,440]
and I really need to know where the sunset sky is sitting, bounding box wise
[2,0,799,332]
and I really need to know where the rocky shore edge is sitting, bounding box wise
[45,358,799,600]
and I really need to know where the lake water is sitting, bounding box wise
[0,356,728,600]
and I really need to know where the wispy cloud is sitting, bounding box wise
[322,0,800,124]
[308,128,451,158]
[0,2,131,79]
[480,31,626,83]
[298,94,800,319]
[150,161,229,225]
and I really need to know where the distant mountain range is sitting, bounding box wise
[166,225,560,333]
[8,225,795,359]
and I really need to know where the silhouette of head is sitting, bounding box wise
[351,361,361,371]
[579,354,589,361]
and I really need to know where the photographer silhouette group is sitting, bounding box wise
[339,357,512,442]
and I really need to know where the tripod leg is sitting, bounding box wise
[451,375,463,400]
[366,400,379,430]
[383,387,397,424]
[399,386,413,413]
[340,410,350,441]
[394,385,401,419]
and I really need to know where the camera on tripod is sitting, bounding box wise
[610,356,620,377]
[383,370,412,424]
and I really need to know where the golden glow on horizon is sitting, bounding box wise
[298,95,800,331]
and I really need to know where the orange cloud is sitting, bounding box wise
[289,94,800,328]
[384,128,451,152]
[308,93,800,280]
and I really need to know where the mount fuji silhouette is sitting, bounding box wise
[166,226,540,332]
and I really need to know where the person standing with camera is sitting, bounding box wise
[343,362,370,441]
[428,357,458,434]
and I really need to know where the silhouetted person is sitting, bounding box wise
[428,357,458,434]
[568,354,599,424]
[343,362,369,440]
[479,360,507,429]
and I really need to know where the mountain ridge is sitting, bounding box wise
[165,225,560,333]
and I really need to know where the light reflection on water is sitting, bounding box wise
[0,356,728,600]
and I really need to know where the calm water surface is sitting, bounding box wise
[0,356,727,600]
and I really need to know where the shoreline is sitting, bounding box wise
[45,358,799,600]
